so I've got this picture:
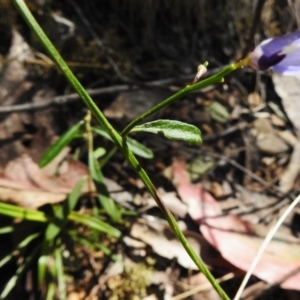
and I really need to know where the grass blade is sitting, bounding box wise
[89,151,121,222]
[54,239,66,299]
[0,233,40,268]
[68,211,121,238]
[0,202,47,222]
[0,246,39,299]
[39,121,83,167]
[93,126,154,159]
[0,226,14,234]
[45,177,87,241]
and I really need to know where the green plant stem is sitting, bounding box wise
[122,58,249,136]
[12,0,123,150]
[84,110,93,154]
[122,145,230,300]
[102,59,249,167]
[12,1,239,299]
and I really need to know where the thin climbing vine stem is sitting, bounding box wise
[11,1,246,299]
[121,58,249,136]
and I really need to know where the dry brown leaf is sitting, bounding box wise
[0,155,91,208]
[129,216,235,272]
[104,90,170,121]
[279,140,300,192]
[146,188,187,218]
[253,118,290,155]
[172,159,300,290]
[273,73,300,133]
[130,218,201,270]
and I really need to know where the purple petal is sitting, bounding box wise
[257,52,285,71]
[251,31,300,71]
[260,31,300,56]
[272,64,300,75]
[271,44,300,75]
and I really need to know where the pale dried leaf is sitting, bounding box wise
[104,90,170,121]
[146,188,187,218]
[172,159,300,290]
[130,220,201,270]
[0,155,91,208]
[253,118,290,154]
[280,140,300,192]
[272,73,300,133]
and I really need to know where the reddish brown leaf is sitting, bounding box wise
[172,158,300,290]
[0,155,91,209]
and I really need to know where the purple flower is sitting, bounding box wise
[250,31,300,75]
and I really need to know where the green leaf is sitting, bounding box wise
[89,151,122,222]
[93,126,154,159]
[131,120,202,144]
[64,176,87,215]
[0,202,47,222]
[44,177,87,241]
[187,157,216,181]
[38,242,51,288]
[0,246,40,299]
[68,211,121,238]
[94,147,106,159]
[45,282,56,300]
[0,226,14,234]
[68,229,120,261]
[0,233,40,268]
[205,101,230,123]
[39,121,84,167]
[54,239,66,299]
[122,136,154,159]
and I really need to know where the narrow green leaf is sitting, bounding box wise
[89,151,121,222]
[68,229,120,261]
[0,202,47,222]
[54,239,66,299]
[131,120,202,144]
[39,121,84,167]
[0,233,40,268]
[0,226,14,234]
[46,254,57,300]
[205,101,230,123]
[44,177,87,241]
[44,220,62,243]
[94,147,106,159]
[122,136,154,159]
[45,282,56,300]
[64,176,87,215]
[93,126,154,159]
[38,242,51,287]
[68,211,121,238]
[0,246,39,299]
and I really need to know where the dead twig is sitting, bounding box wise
[0,66,223,114]
[0,85,135,114]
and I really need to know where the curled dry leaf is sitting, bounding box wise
[273,73,300,133]
[280,140,300,192]
[171,158,300,290]
[130,219,200,270]
[129,216,235,272]
[253,118,290,155]
[0,155,91,209]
